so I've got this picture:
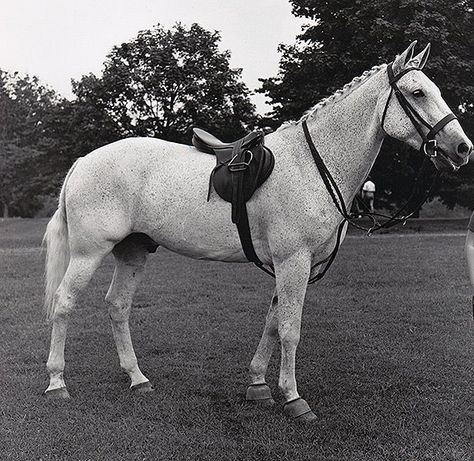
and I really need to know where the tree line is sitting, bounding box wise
[1,1,473,217]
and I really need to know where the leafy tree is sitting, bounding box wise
[75,23,257,144]
[0,70,58,216]
[260,0,474,209]
[39,78,122,187]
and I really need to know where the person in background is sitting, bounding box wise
[465,211,474,312]
[361,177,376,213]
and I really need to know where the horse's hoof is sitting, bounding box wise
[131,381,154,393]
[283,398,316,422]
[254,397,276,407]
[44,387,71,400]
[246,383,274,406]
[295,409,317,423]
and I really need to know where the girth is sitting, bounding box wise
[192,128,275,272]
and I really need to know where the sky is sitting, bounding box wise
[0,0,307,114]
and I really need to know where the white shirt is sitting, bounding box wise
[362,180,375,192]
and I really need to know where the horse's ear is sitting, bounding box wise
[392,41,417,74]
[407,43,431,70]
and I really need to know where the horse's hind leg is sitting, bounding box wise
[46,250,109,398]
[246,289,278,405]
[105,236,152,392]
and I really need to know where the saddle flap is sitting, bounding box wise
[191,126,274,205]
[211,144,274,204]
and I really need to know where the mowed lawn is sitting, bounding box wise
[0,219,473,461]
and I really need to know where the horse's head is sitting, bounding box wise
[381,41,472,172]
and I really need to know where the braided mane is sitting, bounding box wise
[276,64,387,132]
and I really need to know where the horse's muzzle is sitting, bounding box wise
[431,149,470,172]
[429,136,472,172]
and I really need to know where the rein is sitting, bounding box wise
[252,63,454,283]
[304,63,455,283]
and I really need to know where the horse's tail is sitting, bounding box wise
[43,160,79,321]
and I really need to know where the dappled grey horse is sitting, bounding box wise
[43,42,472,421]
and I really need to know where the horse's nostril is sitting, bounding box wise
[457,142,471,155]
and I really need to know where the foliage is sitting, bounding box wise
[38,84,123,188]
[1,23,257,217]
[0,70,59,216]
[260,0,474,209]
[74,23,257,143]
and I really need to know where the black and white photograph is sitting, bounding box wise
[1,0,473,459]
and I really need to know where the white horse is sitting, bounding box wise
[43,42,472,421]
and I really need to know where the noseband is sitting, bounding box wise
[381,63,457,160]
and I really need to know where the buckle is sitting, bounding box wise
[423,139,438,158]
[228,150,254,172]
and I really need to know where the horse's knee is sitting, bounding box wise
[106,296,131,323]
[279,326,300,349]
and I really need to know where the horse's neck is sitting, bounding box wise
[279,69,387,205]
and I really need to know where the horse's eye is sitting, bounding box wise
[412,89,425,98]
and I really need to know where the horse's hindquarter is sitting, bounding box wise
[67,138,273,262]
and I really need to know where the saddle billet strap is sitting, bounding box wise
[231,144,275,276]
[230,138,246,224]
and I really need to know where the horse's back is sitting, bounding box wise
[64,137,262,261]
[78,136,213,173]
[68,137,214,199]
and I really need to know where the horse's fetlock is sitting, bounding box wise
[120,360,138,375]
[47,360,65,375]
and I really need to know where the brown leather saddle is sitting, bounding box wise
[192,127,275,269]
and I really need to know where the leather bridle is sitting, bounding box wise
[253,64,461,283]
[302,62,460,284]
[381,62,458,163]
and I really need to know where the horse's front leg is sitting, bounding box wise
[275,251,317,421]
[247,289,278,405]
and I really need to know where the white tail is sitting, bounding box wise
[43,160,79,321]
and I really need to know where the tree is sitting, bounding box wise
[75,23,257,144]
[0,70,59,216]
[38,77,123,185]
[260,0,474,209]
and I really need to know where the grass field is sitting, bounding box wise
[1,219,473,460]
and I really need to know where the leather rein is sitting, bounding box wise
[303,63,456,284]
